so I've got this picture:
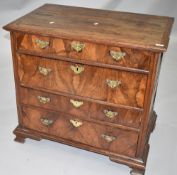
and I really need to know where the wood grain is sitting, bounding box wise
[17,54,147,108]
[20,87,91,120]
[16,33,151,71]
[3,4,174,175]
[13,125,147,171]
[19,87,143,128]
[21,106,139,157]
[136,53,162,158]
[90,103,142,128]
[3,4,174,52]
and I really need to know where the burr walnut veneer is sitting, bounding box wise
[3,4,174,175]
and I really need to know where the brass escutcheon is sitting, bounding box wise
[37,96,51,104]
[70,119,83,128]
[70,65,84,74]
[106,79,121,89]
[101,134,116,143]
[110,50,126,61]
[38,66,52,76]
[70,99,83,108]
[71,41,85,52]
[35,38,49,49]
[103,109,118,119]
[41,118,53,126]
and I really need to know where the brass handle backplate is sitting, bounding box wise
[37,96,51,104]
[38,66,52,76]
[35,39,49,49]
[103,109,118,119]
[106,79,121,89]
[110,50,126,61]
[101,134,116,143]
[70,119,83,128]
[70,65,84,74]
[71,41,85,52]
[41,118,53,126]
[70,99,83,108]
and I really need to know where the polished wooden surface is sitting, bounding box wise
[20,87,142,128]
[21,106,139,157]
[16,33,151,71]
[3,4,174,175]
[3,4,174,52]
[90,103,142,128]
[18,54,147,108]
[14,110,157,173]
[20,87,90,120]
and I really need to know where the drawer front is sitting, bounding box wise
[16,33,151,71]
[90,104,142,128]
[18,55,147,108]
[19,87,91,120]
[21,106,139,157]
[19,87,142,128]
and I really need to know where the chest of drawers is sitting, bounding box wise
[3,4,174,175]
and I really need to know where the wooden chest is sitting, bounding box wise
[3,4,174,175]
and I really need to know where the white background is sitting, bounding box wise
[0,0,177,175]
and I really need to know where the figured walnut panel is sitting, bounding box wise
[21,106,139,157]
[17,54,147,108]
[19,87,91,120]
[3,4,174,174]
[19,87,142,128]
[16,33,151,71]
[90,104,142,128]
[4,4,174,51]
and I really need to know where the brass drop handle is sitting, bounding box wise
[37,96,51,104]
[70,119,83,128]
[110,50,126,61]
[106,79,121,89]
[41,118,53,126]
[71,41,85,52]
[70,99,83,108]
[103,109,118,119]
[38,66,52,76]
[101,134,116,143]
[35,38,49,49]
[70,65,84,74]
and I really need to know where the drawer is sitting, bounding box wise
[18,54,147,108]
[16,33,151,71]
[19,87,142,128]
[19,87,91,120]
[90,104,142,128]
[21,106,139,157]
